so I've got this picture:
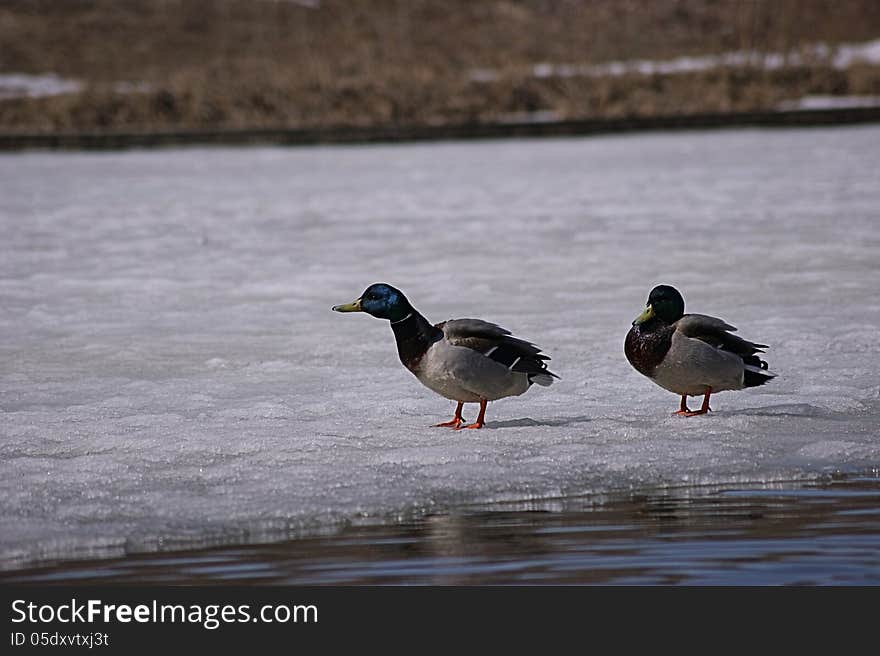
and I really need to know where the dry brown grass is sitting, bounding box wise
[2,0,880,133]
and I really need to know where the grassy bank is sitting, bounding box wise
[2,0,880,134]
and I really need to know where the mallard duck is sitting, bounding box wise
[624,285,775,416]
[332,283,558,429]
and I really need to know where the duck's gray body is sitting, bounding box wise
[409,319,542,402]
[642,315,757,396]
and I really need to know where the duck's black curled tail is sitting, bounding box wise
[742,353,775,387]
[527,371,558,387]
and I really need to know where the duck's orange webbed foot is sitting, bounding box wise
[673,390,712,417]
[435,418,464,428]
[435,402,465,429]
[455,399,487,430]
[672,395,691,415]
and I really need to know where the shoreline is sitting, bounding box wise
[3,106,880,151]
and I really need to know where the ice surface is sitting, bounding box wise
[1,126,879,568]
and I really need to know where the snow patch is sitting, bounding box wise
[776,95,880,111]
[0,73,82,99]
[469,38,880,83]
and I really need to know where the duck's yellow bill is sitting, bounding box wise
[332,299,363,312]
[632,304,655,325]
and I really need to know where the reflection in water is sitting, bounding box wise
[4,476,879,585]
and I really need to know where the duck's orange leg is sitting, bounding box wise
[435,401,465,428]
[458,399,487,430]
[681,389,712,417]
[672,395,691,415]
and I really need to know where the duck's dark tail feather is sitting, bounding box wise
[478,335,558,385]
[743,358,776,387]
[528,372,558,387]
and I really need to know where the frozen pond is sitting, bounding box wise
[1,125,879,570]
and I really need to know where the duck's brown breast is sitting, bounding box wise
[625,323,675,377]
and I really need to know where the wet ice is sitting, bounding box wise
[1,126,879,567]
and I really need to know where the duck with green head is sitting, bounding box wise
[624,285,775,416]
[333,283,558,429]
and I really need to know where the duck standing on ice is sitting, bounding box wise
[625,285,775,416]
[333,283,558,429]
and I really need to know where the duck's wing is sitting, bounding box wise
[676,313,769,360]
[437,318,558,378]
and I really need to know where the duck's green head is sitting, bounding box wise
[332,283,413,322]
[633,284,685,325]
